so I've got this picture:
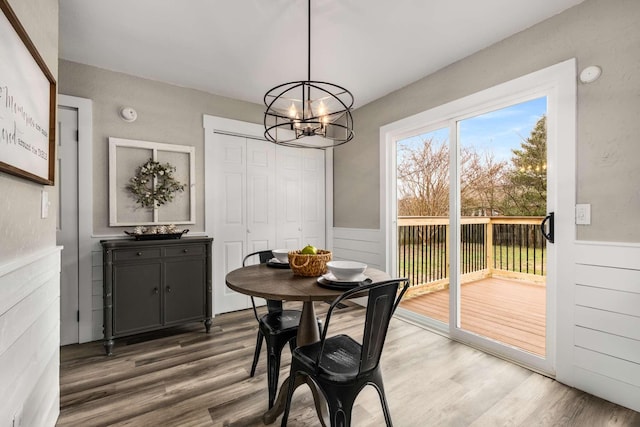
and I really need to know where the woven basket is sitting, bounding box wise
[288,250,332,277]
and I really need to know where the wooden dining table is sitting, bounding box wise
[225,263,390,425]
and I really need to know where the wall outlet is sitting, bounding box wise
[576,203,591,225]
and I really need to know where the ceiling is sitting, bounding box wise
[59,0,585,109]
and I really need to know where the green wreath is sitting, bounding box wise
[127,159,185,209]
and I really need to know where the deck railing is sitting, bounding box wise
[398,216,546,291]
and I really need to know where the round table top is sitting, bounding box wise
[225,264,390,302]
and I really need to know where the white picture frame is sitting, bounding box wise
[108,137,196,226]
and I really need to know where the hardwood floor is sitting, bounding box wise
[400,277,546,355]
[58,302,640,427]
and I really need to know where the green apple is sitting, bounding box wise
[300,244,317,255]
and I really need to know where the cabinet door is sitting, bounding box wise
[164,258,206,324]
[113,262,162,335]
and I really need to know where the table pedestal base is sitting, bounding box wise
[262,301,328,426]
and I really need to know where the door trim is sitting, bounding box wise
[379,59,577,375]
[58,95,93,344]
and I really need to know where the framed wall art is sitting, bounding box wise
[109,137,196,226]
[0,0,57,185]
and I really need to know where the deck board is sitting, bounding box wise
[399,276,546,356]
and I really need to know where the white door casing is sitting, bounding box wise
[57,106,79,345]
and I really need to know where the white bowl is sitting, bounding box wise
[272,249,290,263]
[326,261,367,281]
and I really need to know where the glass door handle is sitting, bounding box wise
[540,212,554,243]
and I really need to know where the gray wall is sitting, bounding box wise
[58,60,264,236]
[334,0,640,243]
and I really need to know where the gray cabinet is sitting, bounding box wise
[101,237,213,355]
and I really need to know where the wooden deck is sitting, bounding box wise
[399,276,546,356]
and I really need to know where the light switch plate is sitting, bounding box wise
[41,190,49,219]
[576,203,591,225]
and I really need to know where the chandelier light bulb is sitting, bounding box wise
[317,100,327,116]
[288,103,298,118]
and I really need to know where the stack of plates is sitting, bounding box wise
[317,273,372,290]
[266,258,290,269]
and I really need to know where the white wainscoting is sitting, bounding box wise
[331,228,383,270]
[0,247,61,427]
[568,241,640,412]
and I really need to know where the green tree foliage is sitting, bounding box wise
[501,116,547,216]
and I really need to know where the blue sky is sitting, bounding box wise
[398,96,547,163]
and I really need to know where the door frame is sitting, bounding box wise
[379,59,576,375]
[57,95,93,343]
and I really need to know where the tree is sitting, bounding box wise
[501,116,547,216]
[397,136,450,216]
[397,136,508,217]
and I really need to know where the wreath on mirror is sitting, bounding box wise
[127,158,185,209]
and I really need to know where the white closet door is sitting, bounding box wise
[301,149,326,249]
[276,146,303,249]
[246,139,276,254]
[212,133,250,313]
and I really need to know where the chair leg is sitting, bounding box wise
[325,390,355,427]
[281,363,301,427]
[372,372,393,427]
[267,349,281,409]
[250,330,264,377]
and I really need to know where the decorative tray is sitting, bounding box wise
[124,229,189,240]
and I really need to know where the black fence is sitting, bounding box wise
[397,217,546,287]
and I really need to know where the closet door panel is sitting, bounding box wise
[213,134,249,314]
[247,139,276,253]
[276,146,302,249]
[301,149,326,249]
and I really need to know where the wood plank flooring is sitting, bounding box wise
[57,302,640,427]
[400,277,546,355]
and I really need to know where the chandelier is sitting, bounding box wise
[263,0,354,149]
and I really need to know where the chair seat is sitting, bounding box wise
[259,309,302,335]
[294,334,362,382]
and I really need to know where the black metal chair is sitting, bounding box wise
[243,250,318,409]
[281,278,409,427]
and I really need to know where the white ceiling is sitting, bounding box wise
[59,0,585,109]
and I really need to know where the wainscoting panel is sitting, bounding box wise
[0,247,61,427]
[570,241,640,412]
[332,227,383,269]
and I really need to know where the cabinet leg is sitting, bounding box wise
[204,318,212,333]
[104,339,114,356]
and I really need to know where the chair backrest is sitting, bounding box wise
[242,250,282,315]
[242,250,274,267]
[318,278,409,375]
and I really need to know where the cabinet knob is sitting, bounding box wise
[183,249,188,253]
[153,287,159,294]
[137,252,143,256]
[166,286,172,293]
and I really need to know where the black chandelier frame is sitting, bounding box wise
[263,0,354,148]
